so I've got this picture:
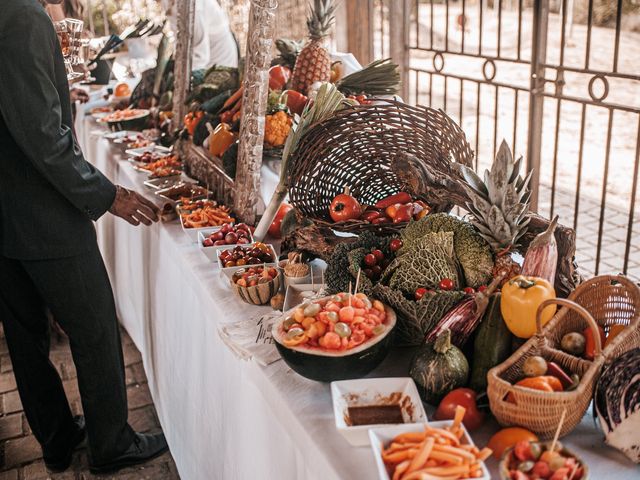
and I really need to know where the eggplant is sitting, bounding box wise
[594,347,640,463]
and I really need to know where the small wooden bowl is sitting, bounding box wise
[230,269,282,305]
[499,441,589,480]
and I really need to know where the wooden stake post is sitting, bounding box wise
[171,0,196,132]
[233,0,278,224]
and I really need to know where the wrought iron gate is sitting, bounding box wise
[374,0,640,279]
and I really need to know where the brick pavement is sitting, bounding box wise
[0,326,179,480]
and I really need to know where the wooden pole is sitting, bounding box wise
[345,0,373,65]
[389,0,410,101]
[171,0,195,132]
[233,0,278,225]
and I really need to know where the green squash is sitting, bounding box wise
[409,329,469,404]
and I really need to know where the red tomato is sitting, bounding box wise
[267,203,293,238]
[268,65,291,90]
[415,288,428,301]
[363,254,377,267]
[478,285,488,292]
[372,249,384,262]
[329,191,361,222]
[389,238,403,252]
[434,388,485,431]
[514,440,535,461]
[463,287,475,294]
[439,278,455,291]
[283,90,308,115]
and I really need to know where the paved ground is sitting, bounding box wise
[0,326,179,480]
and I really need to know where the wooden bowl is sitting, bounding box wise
[499,441,589,480]
[230,268,282,305]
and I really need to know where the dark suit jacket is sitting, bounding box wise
[0,0,116,260]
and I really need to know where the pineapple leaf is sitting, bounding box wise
[459,165,488,197]
[488,142,513,205]
[508,155,523,185]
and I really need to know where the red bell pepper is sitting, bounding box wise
[269,65,291,91]
[393,204,414,223]
[283,90,308,116]
[374,192,412,210]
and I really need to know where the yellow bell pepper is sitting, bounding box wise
[208,122,236,158]
[500,275,556,338]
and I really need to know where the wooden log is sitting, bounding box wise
[171,0,196,132]
[233,0,278,224]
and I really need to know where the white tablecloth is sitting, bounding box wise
[76,103,639,480]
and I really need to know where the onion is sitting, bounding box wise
[594,347,640,463]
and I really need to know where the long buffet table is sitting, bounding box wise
[76,99,638,480]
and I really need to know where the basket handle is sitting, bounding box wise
[535,298,602,356]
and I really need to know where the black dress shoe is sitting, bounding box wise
[89,432,169,474]
[44,416,86,472]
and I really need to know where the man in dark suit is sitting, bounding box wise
[0,0,169,473]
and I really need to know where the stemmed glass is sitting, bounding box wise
[55,18,85,82]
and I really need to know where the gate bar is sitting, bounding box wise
[526,0,549,212]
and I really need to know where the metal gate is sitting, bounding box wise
[374,0,640,279]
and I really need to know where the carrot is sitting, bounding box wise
[422,464,471,476]
[395,432,427,444]
[405,437,435,475]
[476,448,493,462]
[452,405,466,431]
[382,450,411,464]
[221,86,244,110]
[229,98,243,115]
[392,460,410,480]
[428,450,464,465]
[433,444,476,462]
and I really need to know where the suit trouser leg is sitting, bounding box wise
[0,255,76,460]
[0,244,135,464]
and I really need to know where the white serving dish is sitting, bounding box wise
[125,145,171,157]
[216,244,278,279]
[198,229,254,262]
[283,283,325,312]
[103,130,138,141]
[143,177,183,190]
[331,377,427,447]
[180,220,220,243]
[369,421,490,480]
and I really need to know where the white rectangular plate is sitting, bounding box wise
[331,377,428,447]
[125,145,171,157]
[369,421,490,480]
[198,229,254,262]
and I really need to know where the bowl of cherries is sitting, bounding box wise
[217,242,278,278]
[198,223,253,261]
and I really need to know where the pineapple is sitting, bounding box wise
[458,140,532,284]
[291,0,336,95]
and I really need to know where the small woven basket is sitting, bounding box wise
[287,99,474,233]
[487,298,605,439]
[488,274,640,438]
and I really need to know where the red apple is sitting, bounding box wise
[225,232,239,244]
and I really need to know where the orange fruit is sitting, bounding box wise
[114,83,131,97]
[487,427,539,459]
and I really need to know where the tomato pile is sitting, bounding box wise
[504,440,585,480]
[202,223,252,247]
[280,293,389,351]
[219,243,275,268]
[362,247,392,281]
[328,190,431,225]
[232,266,279,287]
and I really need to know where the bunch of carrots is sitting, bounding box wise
[381,406,492,480]
[219,87,244,124]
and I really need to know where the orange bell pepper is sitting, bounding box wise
[208,122,236,157]
[507,375,564,403]
[604,323,626,348]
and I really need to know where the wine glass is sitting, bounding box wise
[61,18,84,82]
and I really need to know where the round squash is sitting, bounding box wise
[409,329,469,404]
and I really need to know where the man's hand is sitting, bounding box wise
[108,185,159,226]
[70,88,89,103]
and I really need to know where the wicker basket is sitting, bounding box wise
[287,99,474,233]
[544,274,640,362]
[487,298,605,439]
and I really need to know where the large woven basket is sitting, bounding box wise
[287,99,474,233]
[487,298,605,439]
[488,275,640,438]
[544,275,640,362]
